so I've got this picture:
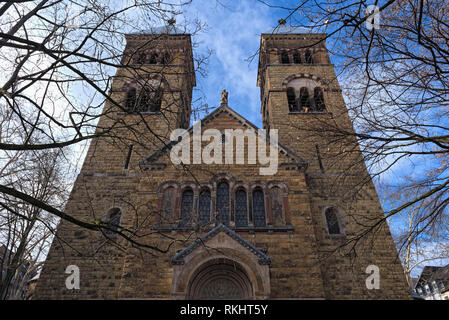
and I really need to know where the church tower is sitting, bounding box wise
[258,26,357,174]
[81,25,195,176]
[257,25,410,299]
[33,26,197,299]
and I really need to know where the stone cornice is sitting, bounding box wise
[171,223,271,265]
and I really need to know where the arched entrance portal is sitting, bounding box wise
[187,258,254,299]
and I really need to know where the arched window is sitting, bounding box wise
[135,88,162,112]
[149,90,162,112]
[149,53,158,64]
[293,52,301,64]
[105,208,121,236]
[305,50,313,64]
[180,189,194,227]
[148,89,162,112]
[136,89,150,112]
[325,207,342,235]
[216,182,230,225]
[281,51,289,64]
[287,87,297,112]
[299,87,310,111]
[252,188,266,227]
[270,187,284,225]
[125,88,137,111]
[198,189,211,226]
[161,52,171,65]
[314,87,326,111]
[137,53,146,64]
[162,187,176,223]
[235,189,248,227]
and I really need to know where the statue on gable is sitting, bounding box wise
[220,89,228,105]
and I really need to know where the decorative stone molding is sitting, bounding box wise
[139,105,308,169]
[172,224,271,265]
[282,73,329,92]
[171,224,271,299]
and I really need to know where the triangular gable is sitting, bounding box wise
[172,223,271,265]
[139,105,307,167]
[415,265,449,289]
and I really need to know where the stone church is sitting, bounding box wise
[34,25,411,299]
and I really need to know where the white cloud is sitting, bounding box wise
[182,0,275,124]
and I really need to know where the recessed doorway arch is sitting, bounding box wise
[171,224,271,299]
[187,258,253,299]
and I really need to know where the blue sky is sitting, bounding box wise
[179,0,292,125]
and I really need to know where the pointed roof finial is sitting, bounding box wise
[220,89,228,106]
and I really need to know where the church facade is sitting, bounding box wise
[34,26,411,299]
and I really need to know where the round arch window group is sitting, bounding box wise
[122,77,166,114]
[132,50,172,65]
[158,178,290,229]
[287,86,326,113]
[278,49,319,65]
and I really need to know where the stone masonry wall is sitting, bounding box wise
[34,31,411,300]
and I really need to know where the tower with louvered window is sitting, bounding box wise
[79,25,195,176]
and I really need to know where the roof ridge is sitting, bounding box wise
[171,223,271,265]
[139,104,308,166]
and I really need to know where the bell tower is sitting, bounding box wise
[81,25,195,175]
[257,26,354,174]
[257,27,411,300]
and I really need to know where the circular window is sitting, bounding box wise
[187,258,253,299]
